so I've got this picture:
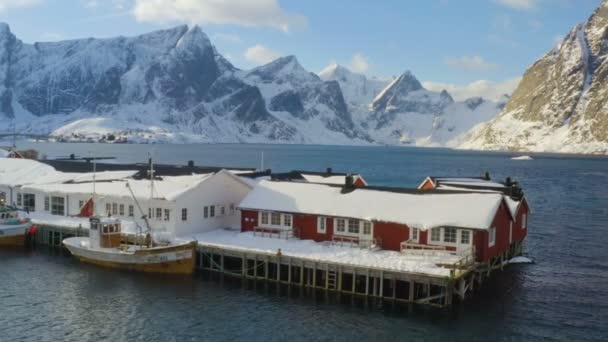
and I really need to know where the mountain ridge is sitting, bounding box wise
[0,22,502,146]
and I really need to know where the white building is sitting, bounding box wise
[0,158,254,237]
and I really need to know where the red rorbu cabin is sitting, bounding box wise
[238,175,528,264]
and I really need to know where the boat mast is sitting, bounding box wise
[92,152,96,216]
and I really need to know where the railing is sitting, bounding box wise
[332,235,380,249]
[401,240,447,252]
[252,226,294,240]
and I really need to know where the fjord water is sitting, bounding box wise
[2,143,607,341]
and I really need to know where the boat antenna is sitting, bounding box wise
[91,150,97,216]
[260,151,264,171]
[11,120,16,150]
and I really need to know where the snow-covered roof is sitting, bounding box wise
[239,180,506,230]
[23,173,213,201]
[0,158,76,187]
[433,177,507,189]
[301,174,347,185]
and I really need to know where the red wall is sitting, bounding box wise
[475,201,512,261]
[241,209,258,232]
[511,199,529,242]
[373,222,409,251]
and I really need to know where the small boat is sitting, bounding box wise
[63,217,197,274]
[0,206,32,247]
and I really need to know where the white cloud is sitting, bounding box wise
[349,53,369,73]
[495,0,539,11]
[212,33,241,44]
[423,77,521,101]
[133,0,307,33]
[0,0,42,11]
[244,44,280,65]
[445,55,499,71]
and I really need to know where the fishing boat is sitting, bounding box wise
[62,156,198,275]
[0,206,32,247]
[63,217,197,274]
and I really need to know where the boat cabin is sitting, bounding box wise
[90,217,122,249]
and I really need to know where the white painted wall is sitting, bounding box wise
[173,171,253,237]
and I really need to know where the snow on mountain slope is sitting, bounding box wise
[458,0,608,154]
[0,23,502,147]
[318,64,505,146]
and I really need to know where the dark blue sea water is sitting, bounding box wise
[1,143,608,341]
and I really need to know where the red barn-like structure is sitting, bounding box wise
[239,175,528,264]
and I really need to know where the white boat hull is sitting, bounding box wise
[63,237,197,274]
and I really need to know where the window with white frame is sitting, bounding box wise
[522,213,527,229]
[148,208,152,219]
[156,208,162,220]
[410,227,419,242]
[461,230,471,245]
[270,212,281,225]
[164,209,170,221]
[317,217,327,233]
[181,208,187,221]
[107,203,112,215]
[23,194,35,212]
[260,212,269,225]
[362,221,372,235]
[119,204,125,216]
[112,203,118,215]
[44,196,50,212]
[336,218,346,233]
[16,193,22,206]
[204,206,209,218]
[210,206,215,218]
[50,196,65,216]
[258,211,292,229]
[128,205,134,217]
[444,227,457,243]
[348,220,360,234]
[220,206,226,216]
[430,228,441,242]
[489,227,496,247]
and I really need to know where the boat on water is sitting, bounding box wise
[63,217,197,274]
[0,206,33,247]
[62,156,198,275]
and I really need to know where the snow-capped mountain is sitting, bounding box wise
[319,65,506,146]
[0,24,368,144]
[458,0,608,154]
[0,22,501,146]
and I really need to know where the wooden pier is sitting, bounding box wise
[31,224,524,308]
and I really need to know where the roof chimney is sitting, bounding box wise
[484,171,491,180]
[187,160,194,167]
[345,174,354,188]
[326,167,332,175]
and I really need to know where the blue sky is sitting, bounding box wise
[0,0,601,99]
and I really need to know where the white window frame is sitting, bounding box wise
[460,230,471,245]
[128,205,134,217]
[119,204,125,216]
[522,213,527,229]
[50,196,65,216]
[23,193,35,212]
[258,211,293,230]
[410,227,419,243]
[430,227,441,242]
[317,217,327,234]
[44,196,49,211]
[336,218,346,233]
[164,209,170,222]
[334,218,373,238]
[16,193,22,206]
[489,227,496,247]
[181,208,188,221]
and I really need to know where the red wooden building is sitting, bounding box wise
[238,176,529,264]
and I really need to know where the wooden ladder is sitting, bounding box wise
[327,270,337,290]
